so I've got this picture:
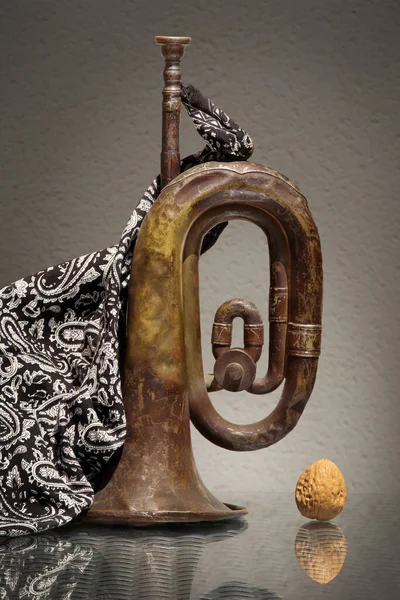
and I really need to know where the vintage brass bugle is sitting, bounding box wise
[84,36,323,525]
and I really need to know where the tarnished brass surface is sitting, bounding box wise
[210,298,263,392]
[155,36,191,188]
[84,161,323,525]
[83,35,323,526]
[180,163,323,451]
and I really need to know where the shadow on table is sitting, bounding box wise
[201,581,282,598]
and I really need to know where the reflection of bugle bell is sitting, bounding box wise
[84,35,323,525]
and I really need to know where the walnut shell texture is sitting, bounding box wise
[295,459,347,521]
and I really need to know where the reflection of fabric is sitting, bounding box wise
[0,535,93,599]
[0,520,246,599]
[0,85,254,537]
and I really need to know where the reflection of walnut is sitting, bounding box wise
[295,521,347,584]
[295,459,347,520]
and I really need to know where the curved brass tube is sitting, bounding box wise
[83,160,322,523]
[82,35,323,526]
[182,164,322,450]
[126,160,322,453]
[250,213,289,394]
[205,211,289,396]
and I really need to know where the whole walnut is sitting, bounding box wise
[295,459,347,521]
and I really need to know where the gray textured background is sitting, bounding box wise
[1,0,399,497]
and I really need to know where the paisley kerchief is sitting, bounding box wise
[0,85,253,536]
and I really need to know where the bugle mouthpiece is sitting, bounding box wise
[155,36,191,47]
[155,35,191,189]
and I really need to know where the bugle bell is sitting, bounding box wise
[83,35,323,525]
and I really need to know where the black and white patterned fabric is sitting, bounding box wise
[0,534,93,599]
[0,85,253,537]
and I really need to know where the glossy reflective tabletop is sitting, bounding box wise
[0,493,398,599]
